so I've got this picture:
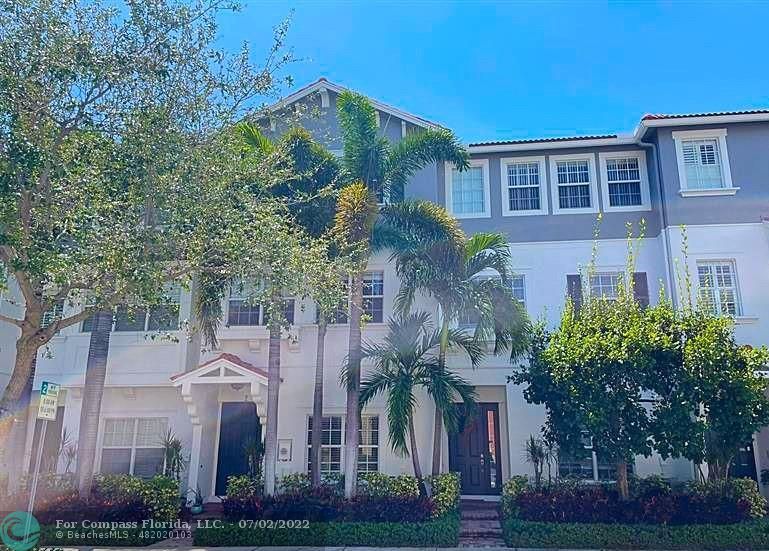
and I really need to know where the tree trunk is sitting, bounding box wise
[409,415,426,496]
[343,274,363,499]
[616,460,629,500]
[263,323,281,496]
[431,319,450,476]
[77,309,113,498]
[0,336,40,454]
[310,321,327,488]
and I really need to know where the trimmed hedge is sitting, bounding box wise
[194,512,460,547]
[503,518,769,550]
[39,526,166,547]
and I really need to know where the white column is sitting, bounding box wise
[187,423,202,503]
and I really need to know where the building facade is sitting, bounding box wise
[3,79,769,499]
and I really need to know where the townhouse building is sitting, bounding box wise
[2,78,768,499]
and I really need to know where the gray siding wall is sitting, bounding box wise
[653,122,769,226]
[436,146,662,243]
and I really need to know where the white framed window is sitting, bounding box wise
[598,151,651,211]
[589,272,623,300]
[362,272,384,323]
[86,284,182,333]
[697,261,742,316]
[511,274,526,309]
[445,159,491,218]
[306,414,379,474]
[225,280,295,327]
[673,129,736,196]
[549,154,599,214]
[100,417,167,478]
[558,435,634,482]
[501,156,548,216]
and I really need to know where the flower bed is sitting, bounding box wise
[502,476,766,525]
[201,472,461,547]
[502,518,769,550]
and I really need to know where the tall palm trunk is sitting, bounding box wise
[616,461,629,500]
[310,321,327,488]
[263,321,281,496]
[431,319,450,475]
[409,415,426,495]
[343,274,363,499]
[77,309,112,497]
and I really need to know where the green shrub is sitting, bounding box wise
[279,472,311,494]
[427,472,460,517]
[501,475,529,518]
[226,475,260,499]
[194,513,460,547]
[687,478,767,520]
[356,473,419,498]
[94,474,180,521]
[502,518,769,549]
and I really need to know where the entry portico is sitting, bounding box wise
[171,353,268,501]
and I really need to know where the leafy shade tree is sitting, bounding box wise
[512,279,677,499]
[355,312,480,492]
[378,216,531,475]
[653,309,769,481]
[0,0,295,467]
[335,90,469,497]
[196,126,346,495]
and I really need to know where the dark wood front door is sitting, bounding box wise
[732,440,758,481]
[448,402,503,495]
[215,402,260,495]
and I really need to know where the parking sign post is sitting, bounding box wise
[26,381,60,534]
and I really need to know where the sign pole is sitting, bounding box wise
[24,380,60,539]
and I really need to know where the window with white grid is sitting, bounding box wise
[511,274,526,308]
[448,162,488,217]
[362,272,384,323]
[681,139,724,189]
[506,162,540,211]
[112,284,181,332]
[606,157,642,206]
[307,415,380,474]
[556,160,592,209]
[697,261,741,316]
[589,272,622,300]
[100,417,167,478]
[226,280,295,327]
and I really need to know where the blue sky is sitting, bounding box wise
[219,1,769,143]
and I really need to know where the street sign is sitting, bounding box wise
[37,381,59,421]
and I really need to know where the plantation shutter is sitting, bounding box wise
[566,274,583,310]
[632,272,650,308]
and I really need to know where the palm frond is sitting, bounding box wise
[238,122,275,155]
[195,270,227,348]
[464,232,513,281]
[373,200,465,254]
[446,327,486,367]
[385,128,469,195]
[387,374,418,455]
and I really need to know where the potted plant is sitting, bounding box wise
[188,486,204,515]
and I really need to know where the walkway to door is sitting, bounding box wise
[459,499,504,547]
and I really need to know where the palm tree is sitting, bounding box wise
[335,91,469,497]
[354,312,480,493]
[378,223,531,475]
[196,126,343,494]
[76,309,112,496]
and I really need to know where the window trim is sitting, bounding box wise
[306,413,380,475]
[696,259,743,317]
[97,416,168,477]
[672,129,736,195]
[445,159,491,219]
[598,150,651,212]
[548,154,600,215]
[500,156,548,216]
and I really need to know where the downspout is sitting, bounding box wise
[637,134,677,307]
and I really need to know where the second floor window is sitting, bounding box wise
[681,139,724,189]
[84,285,181,333]
[362,272,384,323]
[556,160,591,209]
[698,261,741,316]
[226,280,295,327]
[506,161,541,211]
[606,157,642,207]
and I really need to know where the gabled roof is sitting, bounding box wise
[170,352,268,383]
[268,77,443,130]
